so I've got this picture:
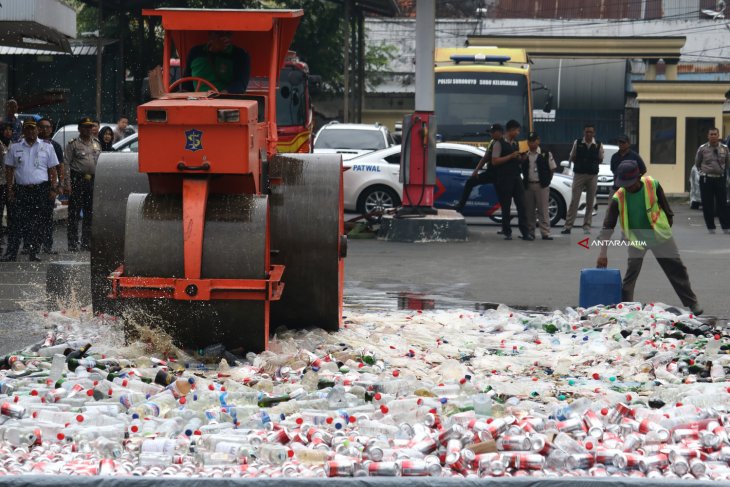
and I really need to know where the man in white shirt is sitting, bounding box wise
[2,119,60,261]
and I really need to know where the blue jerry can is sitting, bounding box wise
[579,268,622,308]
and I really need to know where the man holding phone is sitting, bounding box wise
[490,119,531,240]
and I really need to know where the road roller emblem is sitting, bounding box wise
[184,129,203,152]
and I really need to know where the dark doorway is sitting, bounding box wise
[685,118,715,191]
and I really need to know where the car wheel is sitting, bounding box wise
[549,189,566,227]
[356,185,400,219]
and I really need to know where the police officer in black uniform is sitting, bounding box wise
[490,120,532,240]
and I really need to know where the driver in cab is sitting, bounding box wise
[185,31,250,93]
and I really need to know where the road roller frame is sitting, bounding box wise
[95,9,345,353]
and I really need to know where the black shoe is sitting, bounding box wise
[542,235,554,240]
[80,245,91,251]
[560,228,571,234]
[0,255,17,262]
[42,248,58,255]
[20,248,28,255]
[68,246,79,252]
[29,255,42,262]
[504,235,512,240]
[520,235,535,241]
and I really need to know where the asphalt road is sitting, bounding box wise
[344,200,730,318]
[0,198,726,355]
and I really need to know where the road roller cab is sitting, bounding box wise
[91,9,346,354]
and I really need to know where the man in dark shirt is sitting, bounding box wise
[185,31,250,93]
[454,124,502,213]
[609,134,646,200]
[562,123,603,235]
[38,118,64,254]
[490,119,531,241]
[597,161,702,315]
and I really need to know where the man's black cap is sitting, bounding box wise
[616,160,641,188]
[22,119,37,128]
[78,117,95,126]
[617,134,630,143]
[489,123,504,133]
[527,131,539,141]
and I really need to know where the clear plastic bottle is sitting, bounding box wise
[292,444,330,464]
[552,432,588,454]
[94,437,124,458]
[256,443,290,465]
[132,390,179,418]
[0,426,37,447]
[358,419,401,438]
[49,354,66,382]
[471,393,492,417]
[706,336,722,357]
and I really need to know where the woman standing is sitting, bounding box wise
[99,126,115,152]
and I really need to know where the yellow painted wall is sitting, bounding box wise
[639,103,723,194]
[723,113,730,140]
[362,110,409,133]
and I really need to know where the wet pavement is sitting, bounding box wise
[0,200,726,356]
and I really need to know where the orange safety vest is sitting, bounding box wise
[613,176,672,249]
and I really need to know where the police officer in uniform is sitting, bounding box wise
[1,120,60,262]
[694,127,730,233]
[65,117,101,251]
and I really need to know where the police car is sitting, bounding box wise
[313,122,395,160]
[346,143,595,226]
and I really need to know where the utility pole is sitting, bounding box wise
[96,0,103,120]
[343,0,350,122]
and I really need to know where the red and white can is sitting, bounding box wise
[325,460,355,477]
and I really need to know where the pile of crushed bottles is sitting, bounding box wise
[0,302,729,478]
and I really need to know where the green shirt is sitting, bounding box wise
[625,183,656,246]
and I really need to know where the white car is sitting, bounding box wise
[53,122,136,148]
[561,144,618,199]
[113,133,139,152]
[313,122,395,160]
[346,143,596,226]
